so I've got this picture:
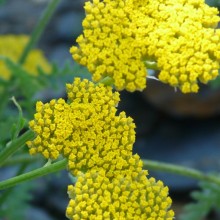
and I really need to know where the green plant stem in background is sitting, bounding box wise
[19,0,61,64]
[0,130,35,167]
[1,154,38,167]
[0,159,67,190]
[143,159,220,186]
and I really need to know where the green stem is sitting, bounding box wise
[0,159,67,190]
[0,130,35,167]
[19,0,61,64]
[144,60,159,70]
[0,75,13,117]
[143,159,220,186]
[97,76,115,86]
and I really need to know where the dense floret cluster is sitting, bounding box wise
[27,78,135,176]
[66,170,174,220]
[71,0,220,93]
[28,78,174,219]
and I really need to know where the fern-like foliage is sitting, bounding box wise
[0,0,6,5]
[180,179,220,220]
[0,182,34,220]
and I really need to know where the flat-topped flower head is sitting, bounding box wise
[70,0,148,92]
[71,0,220,93]
[146,0,220,93]
[66,169,174,220]
[0,35,51,80]
[27,78,136,175]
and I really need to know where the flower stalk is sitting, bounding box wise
[0,130,35,167]
[143,159,220,186]
[0,158,67,190]
[2,157,220,191]
[97,76,115,86]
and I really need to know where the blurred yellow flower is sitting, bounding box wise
[0,35,51,80]
[71,0,220,93]
[66,169,174,220]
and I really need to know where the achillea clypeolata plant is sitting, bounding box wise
[0,34,51,80]
[27,78,174,219]
[2,0,220,219]
[71,0,220,93]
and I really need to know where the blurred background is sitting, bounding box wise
[1,0,220,219]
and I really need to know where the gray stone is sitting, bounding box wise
[55,12,84,40]
[25,207,53,220]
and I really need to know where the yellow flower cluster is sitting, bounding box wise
[66,169,174,220]
[71,0,220,93]
[27,78,136,177]
[28,78,174,219]
[0,35,51,80]
[147,0,220,93]
[70,0,148,92]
